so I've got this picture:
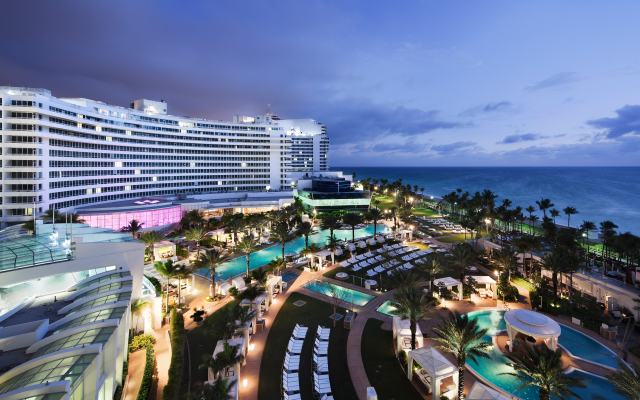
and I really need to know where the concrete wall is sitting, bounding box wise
[0,320,48,351]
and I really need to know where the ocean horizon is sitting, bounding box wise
[334,166,640,235]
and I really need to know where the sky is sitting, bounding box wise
[2,1,640,166]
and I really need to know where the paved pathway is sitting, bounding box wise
[123,347,147,400]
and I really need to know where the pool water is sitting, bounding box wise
[376,300,399,316]
[281,272,299,282]
[558,325,619,369]
[197,223,391,281]
[466,310,625,400]
[302,280,375,306]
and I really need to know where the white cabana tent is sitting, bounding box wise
[504,310,561,352]
[334,247,343,256]
[357,240,367,248]
[218,282,232,296]
[235,318,253,346]
[467,382,512,400]
[471,275,497,300]
[232,276,247,292]
[366,237,377,246]
[346,243,357,252]
[397,229,413,241]
[208,337,246,381]
[432,277,463,300]
[407,346,458,400]
[392,317,424,352]
[154,241,176,261]
[376,235,385,243]
[312,249,335,269]
[267,275,283,305]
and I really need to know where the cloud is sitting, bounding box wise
[497,133,548,144]
[370,141,429,154]
[431,141,477,154]
[524,72,579,92]
[586,105,640,139]
[460,101,513,117]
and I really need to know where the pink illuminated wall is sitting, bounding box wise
[82,206,182,230]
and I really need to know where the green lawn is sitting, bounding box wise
[258,293,358,400]
[436,234,468,243]
[361,319,423,400]
[186,299,240,389]
[412,207,439,217]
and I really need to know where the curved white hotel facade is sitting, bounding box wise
[0,86,329,229]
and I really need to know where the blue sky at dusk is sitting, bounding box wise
[2,1,640,166]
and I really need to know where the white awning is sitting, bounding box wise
[218,282,232,295]
[472,276,496,284]
[232,277,246,291]
[504,310,560,339]
[408,346,456,379]
[433,277,462,287]
[467,382,512,400]
[314,249,334,257]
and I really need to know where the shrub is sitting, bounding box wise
[136,346,155,400]
[498,284,519,302]
[145,275,162,295]
[398,349,407,367]
[191,308,205,323]
[163,310,185,400]
[130,334,157,352]
[228,287,239,298]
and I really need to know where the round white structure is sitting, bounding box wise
[504,309,561,351]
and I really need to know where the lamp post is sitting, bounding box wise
[485,219,491,234]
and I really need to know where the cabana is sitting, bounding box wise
[312,249,335,269]
[267,275,283,305]
[504,310,561,352]
[432,277,463,300]
[208,337,247,381]
[471,275,497,300]
[392,317,424,352]
[407,346,458,400]
[218,282,232,296]
[206,228,228,243]
[357,240,367,248]
[467,382,512,400]
[334,247,343,256]
[346,243,357,252]
[375,235,385,243]
[397,229,413,241]
[366,237,377,246]
[154,241,176,261]
[232,276,247,292]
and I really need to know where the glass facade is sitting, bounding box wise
[82,206,182,230]
[33,327,117,358]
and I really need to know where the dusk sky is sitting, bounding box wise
[2,1,640,166]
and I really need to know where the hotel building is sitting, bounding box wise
[0,86,329,230]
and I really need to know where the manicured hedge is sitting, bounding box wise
[136,346,155,400]
[163,310,185,400]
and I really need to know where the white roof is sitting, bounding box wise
[232,276,246,289]
[504,310,561,339]
[398,229,412,234]
[408,345,456,379]
[393,317,423,337]
[433,277,462,287]
[267,275,282,287]
[467,382,512,400]
[218,282,232,295]
[314,249,334,257]
[472,275,496,284]
[214,337,246,358]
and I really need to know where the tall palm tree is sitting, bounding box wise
[239,285,266,318]
[266,256,286,276]
[250,268,268,287]
[536,198,554,218]
[186,226,208,262]
[196,249,230,297]
[580,221,596,254]
[320,214,341,238]
[122,219,144,237]
[297,221,314,247]
[495,246,518,282]
[500,345,586,400]
[608,360,640,400]
[235,233,259,277]
[188,376,236,400]
[140,231,165,260]
[549,209,560,225]
[525,205,537,234]
[389,206,401,230]
[447,244,475,286]
[599,221,618,273]
[419,256,448,293]
[342,212,363,242]
[174,264,193,305]
[325,234,340,254]
[130,299,150,336]
[432,311,492,400]
[200,342,245,378]
[270,223,295,261]
[540,250,564,299]
[389,286,433,349]
[388,269,422,290]
[154,260,179,311]
[227,218,245,244]
[563,206,578,229]
[367,207,384,235]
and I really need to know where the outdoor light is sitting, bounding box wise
[494,270,499,276]
[430,196,434,199]
[273,299,277,304]
[485,219,491,224]
[250,344,255,351]
[243,379,248,387]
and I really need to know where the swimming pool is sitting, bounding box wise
[281,272,299,283]
[376,300,399,316]
[558,324,619,369]
[302,280,375,306]
[197,223,391,281]
[466,310,625,400]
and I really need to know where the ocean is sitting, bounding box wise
[335,167,640,235]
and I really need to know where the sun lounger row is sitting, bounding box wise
[313,335,332,398]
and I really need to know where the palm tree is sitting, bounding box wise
[320,214,341,238]
[495,246,518,282]
[174,265,192,306]
[270,223,295,260]
[196,249,230,297]
[389,286,433,349]
[342,212,362,242]
[525,205,537,233]
[154,260,179,311]
[239,285,266,319]
[250,268,268,287]
[419,256,448,293]
[563,206,578,229]
[608,360,640,400]
[266,256,285,276]
[188,376,236,400]
[130,299,150,336]
[432,311,492,400]
[447,243,475,286]
[536,198,554,218]
[500,345,586,400]
[122,219,144,237]
[297,221,314,247]
[549,209,560,225]
[187,226,209,260]
[389,206,401,230]
[599,221,618,273]
[540,250,564,299]
[367,207,384,235]
[200,342,245,378]
[235,233,259,277]
[325,235,340,254]
[388,269,422,290]
[140,231,165,260]
[580,221,596,253]
[227,218,245,244]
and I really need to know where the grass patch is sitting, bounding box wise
[436,234,468,243]
[361,319,423,400]
[186,299,240,389]
[258,292,358,400]
[412,208,439,217]
[511,277,536,292]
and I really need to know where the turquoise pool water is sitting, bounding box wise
[197,223,391,281]
[466,310,625,400]
[376,300,398,316]
[559,325,619,369]
[302,280,375,306]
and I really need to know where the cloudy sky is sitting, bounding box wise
[2,1,640,166]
